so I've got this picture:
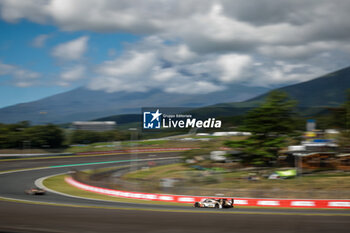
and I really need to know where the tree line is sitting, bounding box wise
[69,130,130,144]
[0,121,130,149]
[0,121,64,149]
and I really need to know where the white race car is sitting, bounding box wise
[194,198,234,209]
[25,187,46,195]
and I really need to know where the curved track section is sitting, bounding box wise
[0,152,349,233]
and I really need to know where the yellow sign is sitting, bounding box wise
[305,131,316,137]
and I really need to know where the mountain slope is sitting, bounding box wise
[94,66,350,125]
[184,66,350,120]
[245,66,350,107]
[0,84,269,124]
[2,66,348,125]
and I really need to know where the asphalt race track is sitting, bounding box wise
[0,152,349,233]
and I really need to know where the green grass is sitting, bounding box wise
[121,140,168,146]
[123,163,190,180]
[43,174,191,207]
[64,139,203,153]
[122,163,350,199]
[82,165,130,175]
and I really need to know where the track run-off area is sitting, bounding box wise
[0,150,349,233]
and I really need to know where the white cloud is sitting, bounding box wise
[87,35,332,94]
[12,69,40,79]
[88,37,251,94]
[0,61,40,87]
[217,54,252,83]
[32,34,50,47]
[164,81,224,94]
[89,51,158,92]
[152,67,178,81]
[60,65,85,81]
[161,44,197,64]
[250,62,327,87]
[0,0,48,23]
[258,41,340,59]
[1,0,350,90]
[2,1,349,50]
[97,51,156,77]
[14,81,36,87]
[51,36,89,60]
[0,62,14,75]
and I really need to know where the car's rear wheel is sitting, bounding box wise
[194,202,200,208]
[215,204,219,208]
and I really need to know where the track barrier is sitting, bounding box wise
[65,176,350,209]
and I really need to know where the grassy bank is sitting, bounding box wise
[122,163,350,199]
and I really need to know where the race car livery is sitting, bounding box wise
[194,198,234,209]
[25,187,46,195]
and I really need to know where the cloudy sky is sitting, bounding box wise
[0,0,350,108]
